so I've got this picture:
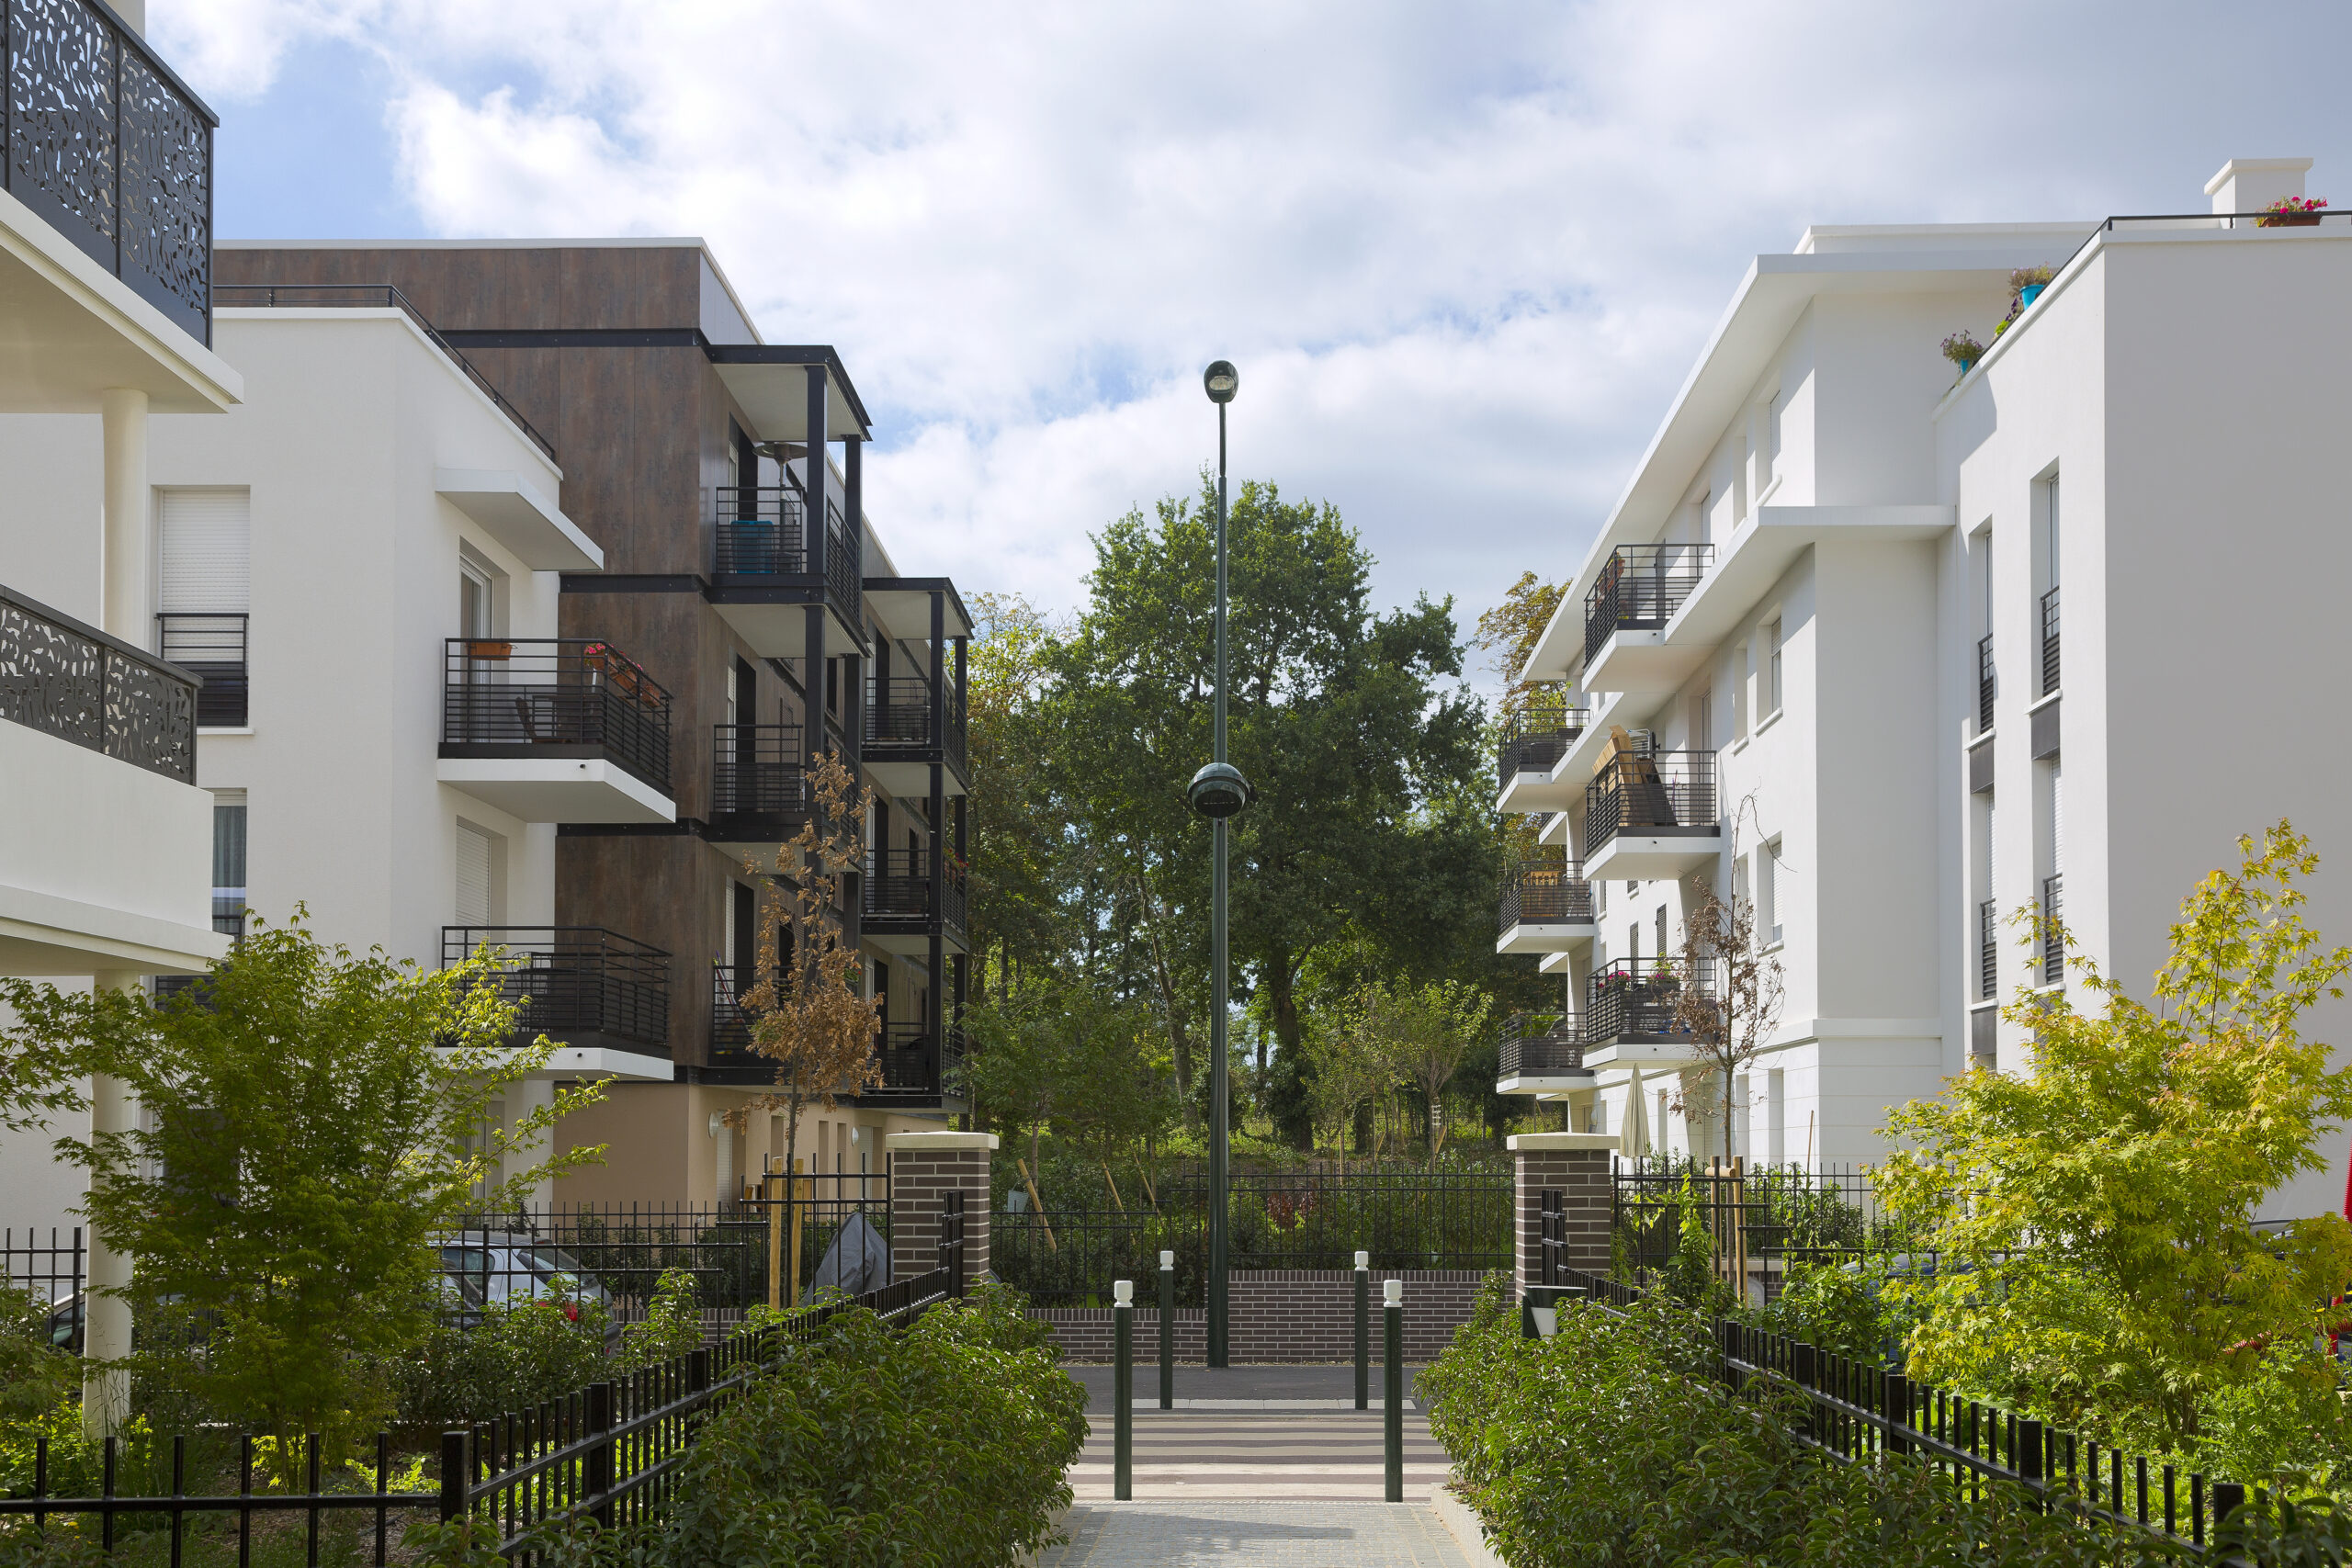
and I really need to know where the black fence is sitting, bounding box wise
[865,848,967,933]
[1584,747,1716,857]
[1499,1013,1585,1078]
[708,487,862,622]
[0,1266,957,1564]
[441,638,673,796]
[1584,543,1712,663]
[996,1170,1513,1307]
[1611,1159,1917,1301]
[442,927,672,1056]
[1498,861,1593,933]
[865,674,968,774]
[1554,1263,2246,1552]
[708,722,806,837]
[1584,957,1714,1044]
[6,1227,85,1352]
[1495,696,1588,788]
[155,613,247,727]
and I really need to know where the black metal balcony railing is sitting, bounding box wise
[710,966,753,1057]
[0,583,196,782]
[2040,586,2061,697]
[1499,1012,1585,1077]
[709,487,862,621]
[1584,544,1713,664]
[865,676,967,773]
[1978,897,1997,1002]
[1582,749,1716,859]
[441,638,673,795]
[2041,875,2064,984]
[155,612,245,727]
[865,848,968,931]
[709,723,806,832]
[1498,861,1594,933]
[444,927,672,1055]
[1585,957,1716,1044]
[1977,634,1996,733]
[5,0,216,345]
[1496,695,1589,789]
[212,286,553,460]
[876,1021,967,1099]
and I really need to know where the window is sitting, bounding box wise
[1692,692,1713,750]
[459,559,493,639]
[1754,394,1780,496]
[211,793,246,934]
[455,822,494,927]
[158,489,250,727]
[1733,643,1749,738]
[1696,489,1713,547]
[1732,854,1750,923]
[1766,618,1783,715]
[1655,907,1668,959]
[1758,840,1781,946]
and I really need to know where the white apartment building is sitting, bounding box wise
[1498,157,2352,1218]
[0,0,242,1242]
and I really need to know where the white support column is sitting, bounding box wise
[82,974,141,1438]
[101,389,153,648]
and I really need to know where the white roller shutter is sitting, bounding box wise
[158,489,250,614]
[456,824,492,928]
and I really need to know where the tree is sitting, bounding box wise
[1053,478,1487,1147]
[1048,987,1173,1212]
[731,752,882,1176]
[1303,991,1393,1171]
[1363,979,1496,1168]
[964,983,1065,1228]
[1876,823,2352,1448]
[1471,570,1566,722]
[966,592,1069,1000]
[1670,884,1784,1162]
[0,912,606,1461]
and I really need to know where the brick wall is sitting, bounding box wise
[1029,1269,1487,1363]
[886,1137,992,1286]
[1514,1145,1611,1292]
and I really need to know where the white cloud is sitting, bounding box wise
[164,0,2352,643]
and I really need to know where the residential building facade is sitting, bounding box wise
[193,241,971,1205]
[1496,158,2352,1218]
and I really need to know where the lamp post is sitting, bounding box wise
[1188,358,1250,1368]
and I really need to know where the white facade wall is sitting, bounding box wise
[1514,175,2352,1216]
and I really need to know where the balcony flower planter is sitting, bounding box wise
[2018,284,2045,308]
[2257,197,2327,228]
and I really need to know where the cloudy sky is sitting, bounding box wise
[166,0,2352,671]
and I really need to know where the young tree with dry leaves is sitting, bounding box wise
[1671,881,1785,1163]
[730,752,882,1175]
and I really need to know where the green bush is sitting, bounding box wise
[618,1270,702,1372]
[396,1294,610,1428]
[1419,1273,2189,1567]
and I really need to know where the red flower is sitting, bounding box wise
[563,1303,580,1322]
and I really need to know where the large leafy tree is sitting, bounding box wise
[966,592,1069,998]
[1877,822,2352,1448]
[1052,478,1487,1145]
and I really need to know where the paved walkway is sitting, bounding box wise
[1042,1365,1471,1563]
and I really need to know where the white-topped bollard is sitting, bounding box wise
[1114,1278,1134,1498]
[1383,1278,1404,1500]
[1353,1250,1371,1410]
[1159,1250,1176,1409]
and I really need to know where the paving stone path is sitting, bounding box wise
[1041,1367,1470,1563]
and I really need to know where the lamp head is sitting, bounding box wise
[1187,761,1254,819]
[1204,359,1238,404]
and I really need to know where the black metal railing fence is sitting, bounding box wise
[1584,543,1713,663]
[1585,957,1716,1043]
[441,637,673,795]
[1610,1159,1919,1298]
[1,583,197,782]
[1583,749,1715,858]
[708,722,806,828]
[154,612,245,727]
[1498,861,1594,932]
[1496,695,1588,788]
[440,927,672,1055]
[1499,1013,1584,1077]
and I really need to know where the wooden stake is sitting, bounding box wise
[764,1154,783,1310]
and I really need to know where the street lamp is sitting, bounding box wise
[1193,357,1251,1367]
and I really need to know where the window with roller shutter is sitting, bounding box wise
[157,489,251,727]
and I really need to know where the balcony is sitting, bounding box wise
[707,723,807,854]
[2,0,218,352]
[1582,544,1711,693]
[437,639,675,824]
[1497,861,1596,955]
[1582,957,1717,1066]
[442,927,673,1071]
[862,848,969,953]
[1494,696,1587,814]
[156,613,245,728]
[0,583,222,973]
[703,970,963,1106]
[706,485,865,659]
[1497,1012,1591,1094]
[864,676,967,796]
[1582,741,1719,879]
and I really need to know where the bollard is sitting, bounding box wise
[1114,1280,1133,1501]
[1384,1278,1403,1503]
[1159,1250,1175,1410]
[1354,1251,1370,1411]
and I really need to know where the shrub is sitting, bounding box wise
[650,1283,1084,1566]
[397,1292,610,1428]
[618,1269,703,1372]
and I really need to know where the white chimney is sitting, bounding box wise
[2206,158,2313,216]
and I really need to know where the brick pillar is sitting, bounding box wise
[1508,1133,1617,1295]
[886,1131,995,1285]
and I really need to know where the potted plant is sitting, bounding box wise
[1940,331,1985,378]
[2009,265,2052,311]
[2257,196,2328,229]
